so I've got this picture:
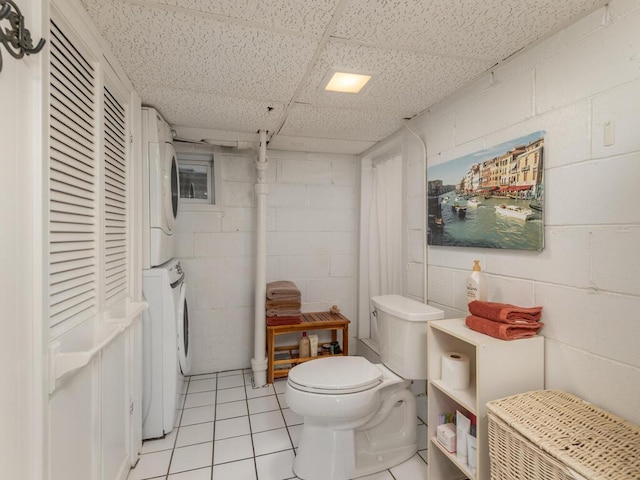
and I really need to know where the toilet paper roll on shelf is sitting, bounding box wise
[441,352,470,390]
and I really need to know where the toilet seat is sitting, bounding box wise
[288,356,382,394]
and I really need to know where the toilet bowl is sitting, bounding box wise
[285,295,444,480]
[287,356,417,479]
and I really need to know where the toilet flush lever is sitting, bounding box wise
[372,308,378,317]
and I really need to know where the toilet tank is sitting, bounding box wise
[372,295,444,380]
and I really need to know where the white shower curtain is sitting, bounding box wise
[368,155,403,343]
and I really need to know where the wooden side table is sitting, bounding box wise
[266,311,350,384]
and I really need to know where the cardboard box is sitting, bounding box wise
[437,423,457,453]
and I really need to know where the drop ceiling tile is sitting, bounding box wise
[297,41,494,112]
[333,0,605,61]
[81,0,318,101]
[150,0,341,36]
[137,85,285,133]
[279,104,408,142]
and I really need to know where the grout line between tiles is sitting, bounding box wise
[275,385,298,458]
[208,372,217,480]
[164,376,188,479]
[243,371,260,480]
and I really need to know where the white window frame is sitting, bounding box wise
[178,153,213,204]
[177,151,223,211]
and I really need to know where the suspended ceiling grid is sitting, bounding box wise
[81,0,606,154]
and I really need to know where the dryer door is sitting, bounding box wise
[162,143,180,232]
[176,282,191,375]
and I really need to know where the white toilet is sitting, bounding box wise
[285,295,444,480]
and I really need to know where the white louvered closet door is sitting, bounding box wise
[49,17,131,332]
[49,19,98,330]
[103,85,128,312]
[47,5,139,479]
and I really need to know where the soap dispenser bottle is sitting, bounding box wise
[466,260,487,305]
[299,332,310,358]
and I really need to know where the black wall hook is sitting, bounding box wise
[0,0,46,74]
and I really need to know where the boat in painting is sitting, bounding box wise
[494,204,533,220]
[529,199,542,212]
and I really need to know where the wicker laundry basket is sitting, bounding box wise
[486,390,640,480]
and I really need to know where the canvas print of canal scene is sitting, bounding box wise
[427,131,544,250]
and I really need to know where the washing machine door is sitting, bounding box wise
[163,143,179,232]
[176,282,191,375]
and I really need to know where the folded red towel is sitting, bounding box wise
[468,300,542,324]
[266,316,301,326]
[465,315,543,340]
[266,309,302,317]
[266,281,301,300]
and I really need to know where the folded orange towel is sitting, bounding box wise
[266,281,300,300]
[266,316,301,326]
[468,300,542,324]
[266,299,302,310]
[465,315,543,340]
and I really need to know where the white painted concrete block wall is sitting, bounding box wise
[176,147,359,374]
[405,1,640,424]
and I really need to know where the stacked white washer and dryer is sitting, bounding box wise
[141,107,192,440]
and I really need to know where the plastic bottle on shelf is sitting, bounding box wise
[308,334,318,357]
[466,260,487,306]
[299,332,310,358]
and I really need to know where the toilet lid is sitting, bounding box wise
[288,356,383,394]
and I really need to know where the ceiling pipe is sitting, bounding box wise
[251,129,269,387]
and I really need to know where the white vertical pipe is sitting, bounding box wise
[251,130,268,387]
[402,121,428,302]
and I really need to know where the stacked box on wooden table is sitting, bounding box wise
[486,390,640,480]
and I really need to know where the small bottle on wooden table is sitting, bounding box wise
[299,332,310,358]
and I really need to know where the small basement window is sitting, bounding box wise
[178,152,217,205]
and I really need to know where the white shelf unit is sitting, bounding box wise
[427,318,544,480]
